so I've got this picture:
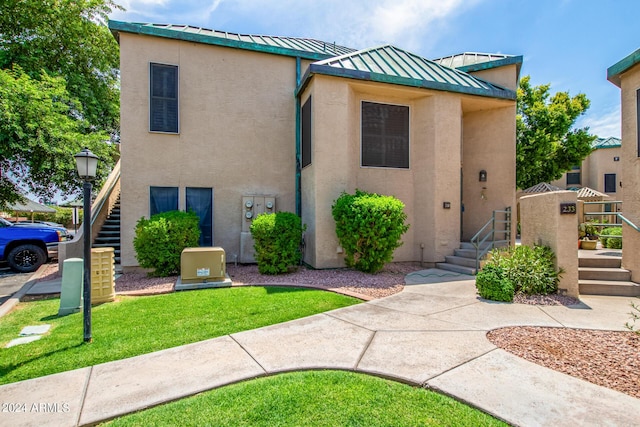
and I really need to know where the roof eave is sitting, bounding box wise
[456,55,524,80]
[108,20,337,61]
[296,63,516,100]
[607,48,640,88]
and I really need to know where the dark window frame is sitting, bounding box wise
[301,96,312,168]
[361,101,410,169]
[566,172,581,186]
[637,88,640,157]
[150,63,179,133]
[604,173,616,193]
[149,186,179,217]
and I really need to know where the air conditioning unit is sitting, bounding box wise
[179,247,227,286]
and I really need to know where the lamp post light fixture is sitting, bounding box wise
[74,147,99,343]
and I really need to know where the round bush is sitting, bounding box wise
[475,264,514,302]
[133,210,201,277]
[250,212,305,275]
[601,227,622,249]
[332,190,409,273]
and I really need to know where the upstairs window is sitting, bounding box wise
[361,101,409,169]
[150,63,178,133]
[566,172,581,186]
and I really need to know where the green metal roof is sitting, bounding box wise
[433,52,523,79]
[297,45,516,100]
[593,136,621,149]
[109,21,356,61]
[607,48,640,87]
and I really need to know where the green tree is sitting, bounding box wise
[516,76,596,189]
[0,67,115,208]
[0,0,121,207]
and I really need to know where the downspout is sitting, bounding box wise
[295,56,302,217]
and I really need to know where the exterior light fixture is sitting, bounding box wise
[74,147,99,342]
[479,170,487,182]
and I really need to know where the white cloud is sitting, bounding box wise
[578,106,621,138]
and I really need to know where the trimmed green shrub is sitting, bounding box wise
[133,210,201,277]
[475,264,514,302]
[250,212,306,275]
[477,245,561,301]
[601,227,622,249]
[332,189,409,273]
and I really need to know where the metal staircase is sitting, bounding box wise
[92,195,121,264]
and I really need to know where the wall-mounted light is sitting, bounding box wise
[479,170,487,182]
[443,201,451,209]
[614,156,620,162]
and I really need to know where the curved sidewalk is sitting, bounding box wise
[1,269,639,426]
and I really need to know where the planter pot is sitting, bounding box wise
[581,240,598,250]
[578,240,582,249]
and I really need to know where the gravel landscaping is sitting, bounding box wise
[35,262,640,400]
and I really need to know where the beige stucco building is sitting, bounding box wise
[550,137,623,201]
[608,49,640,282]
[109,21,520,271]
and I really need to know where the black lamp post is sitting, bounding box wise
[74,147,99,343]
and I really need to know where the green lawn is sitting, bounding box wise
[104,370,506,426]
[0,287,359,384]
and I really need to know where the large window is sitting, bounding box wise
[186,187,213,247]
[361,101,409,169]
[302,96,312,168]
[604,173,616,193]
[150,63,178,133]
[150,186,178,216]
[566,172,581,186]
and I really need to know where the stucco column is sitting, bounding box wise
[519,191,579,298]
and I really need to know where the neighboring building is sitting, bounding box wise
[550,137,623,202]
[607,48,640,282]
[109,21,521,271]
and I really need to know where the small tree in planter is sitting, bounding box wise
[332,189,409,273]
[579,222,598,249]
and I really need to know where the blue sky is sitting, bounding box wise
[110,0,639,138]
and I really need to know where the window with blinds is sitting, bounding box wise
[302,96,312,168]
[361,101,409,169]
[150,63,178,133]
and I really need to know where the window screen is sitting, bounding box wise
[302,97,312,168]
[361,101,409,169]
[150,186,178,216]
[566,172,581,186]
[604,173,616,193]
[150,63,178,133]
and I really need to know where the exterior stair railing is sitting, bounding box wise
[58,159,121,270]
[470,207,512,271]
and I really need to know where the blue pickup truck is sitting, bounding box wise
[0,217,64,273]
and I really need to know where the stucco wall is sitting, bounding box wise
[302,76,515,269]
[119,33,297,269]
[520,191,579,298]
[468,64,519,91]
[618,62,640,281]
[461,104,517,242]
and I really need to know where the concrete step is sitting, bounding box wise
[454,248,477,259]
[578,257,621,268]
[578,267,631,281]
[93,243,120,249]
[436,262,476,275]
[444,255,477,268]
[459,242,492,250]
[579,279,640,297]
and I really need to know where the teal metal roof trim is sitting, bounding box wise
[433,52,523,79]
[593,136,621,149]
[296,45,516,100]
[109,20,356,61]
[608,48,640,87]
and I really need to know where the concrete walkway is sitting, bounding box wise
[1,269,639,426]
